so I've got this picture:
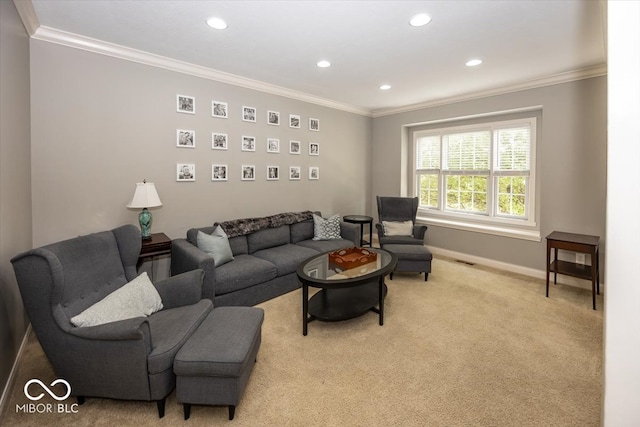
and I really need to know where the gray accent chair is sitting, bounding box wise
[375,196,428,246]
[11,224,213,418]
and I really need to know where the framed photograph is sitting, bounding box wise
[177,163,195,181]
[289,140,301,154]
[267,138,280,153]
[212,100,228,118]
[309,142,320,156]
[242,106,256,122]
[177,94,195,114]
[242,136,256,152]
[267,166,280,180]
[309,118,320,131]
[212,164,228,181]
[289,114,301,128]
[309,166,320,180]
[241,165,256,181]
[289,166,301,180]
[177,129,195,148]
[212,133,228,150]
[267,110,280,126]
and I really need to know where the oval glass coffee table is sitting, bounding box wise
[296,247,397,336]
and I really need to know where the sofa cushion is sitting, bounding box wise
[290,220,314,243]
[228,235,248,255]
[214,254,278,295]
[187,226,216,246]
[146,299,212,374]
[247,225,290,254]
[70,272,163,328]
[197,228,234,267]
[253,244,319,276]
[313,214,342,240]
[296,238,354,253]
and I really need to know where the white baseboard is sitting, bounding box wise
[426,246,601,291]
[0,324,31,418]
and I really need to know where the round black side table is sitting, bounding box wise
[343,215,374,247]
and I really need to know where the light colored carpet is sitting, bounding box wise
[2,256,603,426]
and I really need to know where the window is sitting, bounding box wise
[413,117,537,240]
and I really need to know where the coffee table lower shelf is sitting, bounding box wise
[307,282,387,322]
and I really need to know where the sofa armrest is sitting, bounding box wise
[339,221,360,246]
[154,269,204,309]
[171,238,217,301]
[413,224,428,241]
[68,316,150,342]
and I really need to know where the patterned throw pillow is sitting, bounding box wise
[313,214,342,240]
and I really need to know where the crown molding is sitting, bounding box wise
[13,0,39,36]
[24,15,607,121]
[31,26,373,117]
[372,64,608,118]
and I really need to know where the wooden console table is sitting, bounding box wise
[545,231,600,310]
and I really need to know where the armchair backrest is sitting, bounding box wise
[377,196,419,223]
[11,225,141,337]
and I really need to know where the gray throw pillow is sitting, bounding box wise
[197,226,234,267]
[70,272,163,328]
[313,214,342,240]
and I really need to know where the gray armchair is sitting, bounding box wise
[11,224,212,418]
[376,196,428,246]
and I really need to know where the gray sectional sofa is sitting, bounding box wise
[171,211,359,307]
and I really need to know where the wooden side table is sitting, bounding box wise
[343,215,373,247]
[138,232,172,272]
[545,231,600,310]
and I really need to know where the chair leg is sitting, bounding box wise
[183,403,191,420]
[390,272,394,280]
[77,396,85,405]
[424,272,429,282]
[229,405,236,420]
[157,398,166,418]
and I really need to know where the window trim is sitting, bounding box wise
[412,116,539,241]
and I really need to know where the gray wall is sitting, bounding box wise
[29,40,373,247]
[0,0,31,410]
[372,77,607,274]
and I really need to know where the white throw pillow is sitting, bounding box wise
[197,226,234,267]
[313,214,342,240]
[70,272,163,328]
[382,220,414,237]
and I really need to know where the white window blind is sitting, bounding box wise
[412,117,537,239]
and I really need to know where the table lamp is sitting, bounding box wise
[127,180,163,239]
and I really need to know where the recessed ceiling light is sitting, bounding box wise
[409,13,432,27]
[317,60,331,68]
[466,59,483,67]
[206,17,228,30]
[380,84,391,90]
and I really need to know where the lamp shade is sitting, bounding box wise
[127,182,162,209]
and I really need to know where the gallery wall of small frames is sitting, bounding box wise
[175,94,321,182]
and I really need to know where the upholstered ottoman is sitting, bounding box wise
[174,306,264,421]
[382,244,433,281]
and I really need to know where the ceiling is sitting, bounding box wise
[24,0,607,116]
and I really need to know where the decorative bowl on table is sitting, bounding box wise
[328,247,377,271]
